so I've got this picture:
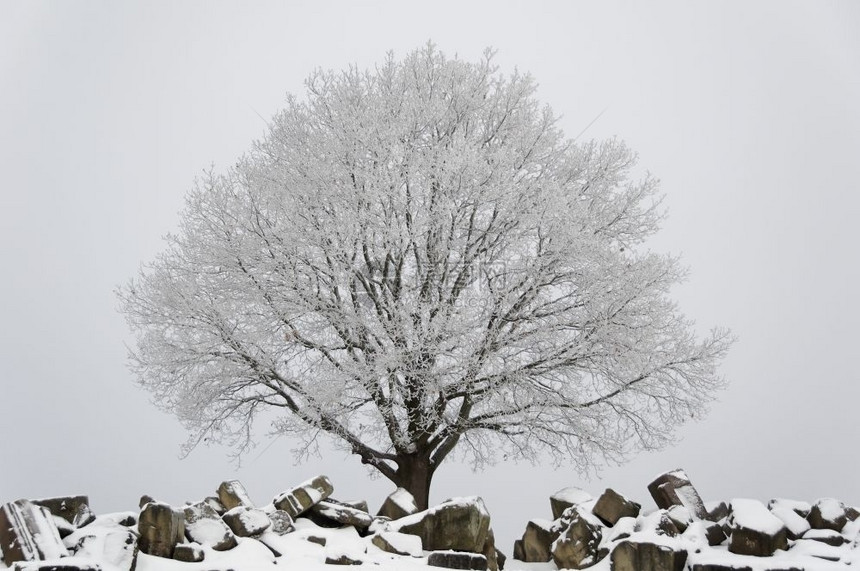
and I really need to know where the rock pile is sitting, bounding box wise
[511,468,860,570]
[0,477,501,570]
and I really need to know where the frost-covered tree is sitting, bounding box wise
[118,45,732,509]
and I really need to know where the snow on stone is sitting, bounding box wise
[551,487,592,506]
[371,531,422,557]
[728,498,785,534]
[768,497,811,515]
[816,497,845,521]
[769,505,811,537]
[389,487,418,514]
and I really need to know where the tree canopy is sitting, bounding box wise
[118,45,732,508]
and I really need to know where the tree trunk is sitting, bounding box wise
[393,454,435,511]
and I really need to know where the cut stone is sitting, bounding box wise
[551,507,604,570]
[727,499,788,557]
[172,543,204,562]
[549,488,592,520]
[428,550,488,570]
[0,500,68,565]
[512,539,525,561]
[666,505,693,533]
[636,510,680,537]
[377,488,419,521]
[273,475,334,518]
[222,506,271,537]
[807,498,846,532]
[137,502,184,559]
[769,505,810,540]
[217,480,255,511]
[341,500,370,513]
[182,502,236,551]
[201,496,226,516]
[325,554,364,565]
[705,501,729,522]
[68,529,137,571]
[592,488,640,527]
[481,528,499,571]
[647,469,708,519]
[391,497,490,553]
[31,497,93,528]
[307,501,374,531]
[767,498,811,518]
[518,519,558,562]
[801,528,846,546]
[610,540,687,571]
[267,510,294,535]
[371,531,422,557]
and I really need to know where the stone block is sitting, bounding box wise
[222,506,271,537]
[267,510,294,535]
[68,530,137,571]
[610,540,687,571]
[31,497,93,529]
[807,498,846,531]
[273,475,334,518]
[727,499,788,557]
[371,531,422,556]
[391,497,490,553]
[518,519,558,562]
[647,469,708,519]
[592,488,640,526]
[551,508,604,570]
[428,550,488,570]
[512,539,524,561]
[217,480,255,511]
[182,502,236,551]
[172,543,205,562]
[307,500,374,531]
[549,488,592,520]
[0,500,68,565]
[137,502,184,558]
[377,488,419,520]
[481,528,499,571]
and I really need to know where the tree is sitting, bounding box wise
[118,45,732,510]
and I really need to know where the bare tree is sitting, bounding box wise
[118,45,732,509]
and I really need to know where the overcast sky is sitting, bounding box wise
[1,0,859,551]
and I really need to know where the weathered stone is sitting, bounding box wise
[217,480,255,510]
[551,508,604,570]
[371,531,423,556]
[767,498,811,518]
[138,496,154,509]
[703,521,727,546]
[182,502,236,551]
[482,528,499,571]
[666,505,692,533]
[52,516,76,539]
[137,501,185,558]
[172,542,205,562]
[201,496,226,516]
[549,488,592,520]
[325,554,364,565]
[846,506,860,521]
[592,488,641,527]
[222,506,271,537]
[512,539,524,561]
[267,510,294,535]
[273,475,334,518]
[636,510,680,537]
[307,501,374,531]
[307,535,327,546]
[342,500,370,513]
[31,497,92,528]
[391,497,490,553]
[647,469,708,519]
[377,488,419,521]
[610,540,687,571]
[690,564,752,571]
[11,562,103,571]
[0,500,68,565]
[727,499,788,557]
[495,547,506,571]
[705,501,729,522]
[517,519,558,562]
[428,550,488,570]
[801,528,846,546]
[769,505,810,540]
[68,530,137,571]
[807,498,846,531]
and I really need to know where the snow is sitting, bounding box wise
[551,487,592,506]
[728,498,785,534]
[815,497,845,521]
[389,487,418,513]
[373,531,423,557]
[769,505,811,537]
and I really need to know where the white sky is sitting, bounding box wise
[1,0,859,552]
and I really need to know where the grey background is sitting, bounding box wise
[1,0,858,551]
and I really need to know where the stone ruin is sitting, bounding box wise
[2,468,859,570]
[0,476,499,570]
[512,468,860,570]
